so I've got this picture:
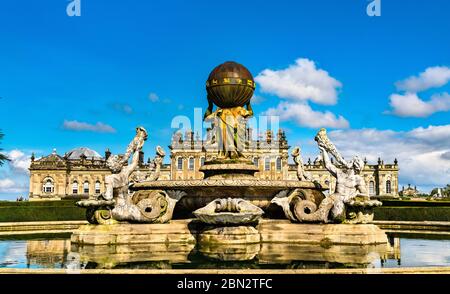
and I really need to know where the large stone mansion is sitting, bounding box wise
[29,128,399,200]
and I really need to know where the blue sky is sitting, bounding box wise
[0,0,449,199]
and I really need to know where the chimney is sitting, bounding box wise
[105,148,111,160]
[139,151,144,165]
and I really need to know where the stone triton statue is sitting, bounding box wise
[272,128,381,224]
[103,126,148,202]
[77,127,185,224]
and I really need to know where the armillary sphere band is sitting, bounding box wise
[206,78,256,89]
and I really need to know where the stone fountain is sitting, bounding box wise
[71,61,388,268]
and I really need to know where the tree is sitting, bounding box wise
[431,185,450,198]
[0,130,9,166]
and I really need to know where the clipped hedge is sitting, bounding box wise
[374,207,450,221]
[0,200,85,222]
[380,200,450,207]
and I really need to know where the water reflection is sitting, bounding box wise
[1,234,450,269]
[27,240,70,268]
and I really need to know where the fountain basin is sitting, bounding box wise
[131,179,326,212]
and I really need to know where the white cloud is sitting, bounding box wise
[111,103,133,114]
[256,58,348,129]
[148,93,159,102]
[395,66,450,93]
[255,58,342,105]
[7,150,30,174]
[0,178,27,193]
[264,102,349,129]
[326,125,450,191]
[388,66,450,117]
[62,120,116,133]
[251,95,265,105]
[388,92,450,117]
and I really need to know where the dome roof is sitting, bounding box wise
[66,147,102,160]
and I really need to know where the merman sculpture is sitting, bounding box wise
[77,127,185,224]
[272,128,381,223]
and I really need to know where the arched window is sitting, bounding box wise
[325,180,330,187]
[189,157,195,171]
[276,157,282,171]
[95,181,101,194]
[200,157,205,167]
[177,157,183,170]
[253,157,259,167]
[43,179,54,193]
[386,180,392,194]
[369,181,375,196]
[264,157,271,171]
[83,181,89,194]
[72,181,78,195]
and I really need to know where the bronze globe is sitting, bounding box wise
[206,61,256,108]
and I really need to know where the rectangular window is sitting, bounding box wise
[189,158,195,170]
[265,158,271,171]
[95,182,101,194]
[276,158,282,171]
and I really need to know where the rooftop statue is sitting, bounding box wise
[131,146,166,183]
[292,146,311,181]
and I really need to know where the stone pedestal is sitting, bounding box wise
[199,162,259,180]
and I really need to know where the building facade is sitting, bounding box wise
[29,129,399,200]
[28,147,170,201]
[169,128,399,198]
